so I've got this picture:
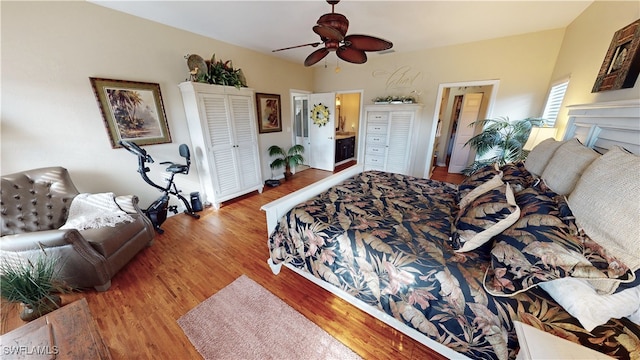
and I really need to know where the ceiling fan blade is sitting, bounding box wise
[304,47,330,67]
[344,35,393,52]
[337,47,367,64]
[313,24,344,41]
[272,42,322,52]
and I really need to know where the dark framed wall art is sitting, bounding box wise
[255,93,282,133]
[592,19,640,92]
[90,78,172,148]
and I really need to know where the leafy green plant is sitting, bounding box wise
[197,54,247,88]
[268,145,305,179]
[463,117,545,175]
[0,252,67,320]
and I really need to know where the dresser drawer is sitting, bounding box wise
[366,145,386,156]
[365,164,385,172]
[367,112,388,122]
[365,155,385,166]
[366,134,386,145]
[367,123,387,134]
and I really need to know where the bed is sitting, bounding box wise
[261,99,640,360]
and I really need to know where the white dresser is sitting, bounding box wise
[178,82,263,209]
[363,104,422,175]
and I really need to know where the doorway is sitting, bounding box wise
[423,80,499,178]
[448,92,484,173]
[293,94,310,166]
[291,90,363,173]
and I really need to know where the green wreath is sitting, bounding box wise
[311,103,330,127]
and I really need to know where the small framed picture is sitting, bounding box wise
[89,78,172,148]
[255,93,282,133]
[592,19,640,92]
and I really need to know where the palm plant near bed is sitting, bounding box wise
[463,117,545,175]
[268,145,305,179]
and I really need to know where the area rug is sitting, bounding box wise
[177,275,362,360]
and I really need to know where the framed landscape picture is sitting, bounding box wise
[255,92,282,133]
[90,78,172,148]
[592,19,640,92]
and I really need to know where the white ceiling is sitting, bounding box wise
[90,0,593,66]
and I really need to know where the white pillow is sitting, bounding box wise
[524,138,564,176]
[539,277,640,331]
[568,146,640,294]
[541,139,599,195]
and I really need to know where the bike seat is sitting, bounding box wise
[161,161,189,174]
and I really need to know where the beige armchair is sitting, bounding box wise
[1,167,155,291]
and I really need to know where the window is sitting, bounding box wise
[541,79,569,127]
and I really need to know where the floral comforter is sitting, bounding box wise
[268,171,639,360]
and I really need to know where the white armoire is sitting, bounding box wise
[363,104,422,175]
[179,82,263,209]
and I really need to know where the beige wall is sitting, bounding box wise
[314,29,565,176]
[2,1,637,205]
[1,1,313,205]
[550,1,640,135]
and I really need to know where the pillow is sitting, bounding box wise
[458,164,500,201]
[541,139,599,195]
[459,173,503,209]
[501,162,535,193]
[629,306,640,325]
[483,186,634,297]
[539,277,640,331]
[568,146,640,294]
[524,138,564,176]
[452,181,520,253]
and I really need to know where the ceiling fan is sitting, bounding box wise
[272,0,393,67]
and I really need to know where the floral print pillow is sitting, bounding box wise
[484,185,634,297]
[458,164,500,201]
[452,182,520,253]
[501,162,535,193]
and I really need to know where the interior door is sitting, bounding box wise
[448,92,483,173]
[293,96,310,166]
[308,92,336,171]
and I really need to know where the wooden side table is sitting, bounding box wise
[0,298,111,359]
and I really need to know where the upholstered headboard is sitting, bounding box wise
[563,99,640,155]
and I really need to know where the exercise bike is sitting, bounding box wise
[120,140,200,233]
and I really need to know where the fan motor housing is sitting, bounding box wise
[316,13,349,37]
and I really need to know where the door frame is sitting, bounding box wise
[290,89,311,171]
[423,79,500,178]
[290,89,365,170]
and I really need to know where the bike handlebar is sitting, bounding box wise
[119,140,154,163]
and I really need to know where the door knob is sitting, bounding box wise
[328,137,333,140]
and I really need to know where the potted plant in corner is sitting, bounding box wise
[268,145,305,180]
[0,251,67,321]
[463,116,545,175]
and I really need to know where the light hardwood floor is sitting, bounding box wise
[2,166,461,359]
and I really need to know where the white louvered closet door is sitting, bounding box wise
[385,111,414,174]
[200,94,242,197]
[228,95,262,190]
